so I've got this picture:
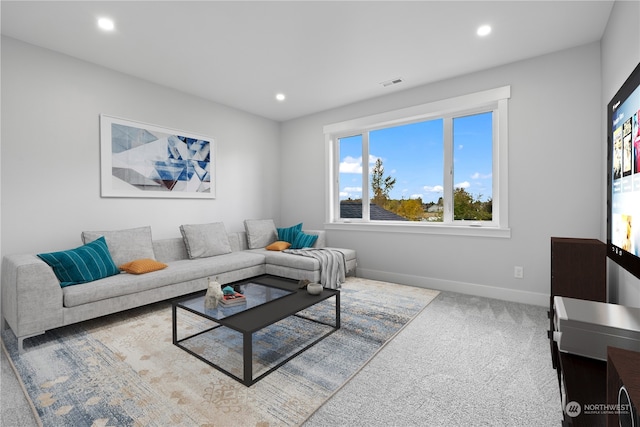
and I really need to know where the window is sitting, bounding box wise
[453,112,493,221]
[324,86,510,237]
[338,134,364,219]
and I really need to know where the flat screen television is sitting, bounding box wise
[608,62,640,279]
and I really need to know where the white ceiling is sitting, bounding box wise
[1,1,614,122]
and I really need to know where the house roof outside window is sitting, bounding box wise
[340,201,408,221]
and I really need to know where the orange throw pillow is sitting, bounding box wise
[119,258,168,274]
[266,241,291,251]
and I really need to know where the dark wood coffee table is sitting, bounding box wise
[172,275,340,386]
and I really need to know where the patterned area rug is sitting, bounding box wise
[2,277,438,427]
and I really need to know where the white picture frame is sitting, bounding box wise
[100,114,215,199]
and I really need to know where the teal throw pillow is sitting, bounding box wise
[291,232,318,249]
[277,223,303,244]
[37,236,120,287]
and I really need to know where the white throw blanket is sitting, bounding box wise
[283,248,346,289]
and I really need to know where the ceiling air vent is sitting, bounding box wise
[380,77,404,87]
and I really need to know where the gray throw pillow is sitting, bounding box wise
[81,226,155,267]
[180,222,232,259]
[244,219,278,249]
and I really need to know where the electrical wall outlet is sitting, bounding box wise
[514,266,524,279]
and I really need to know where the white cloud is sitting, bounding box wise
[455,181,470,189]
[471,172,492,179]
[423,185,444,193]
[410,194,423,199]
[339,156,362,173]
[340,154,391,175]
[340,187,362,199]
[458,144,464,150]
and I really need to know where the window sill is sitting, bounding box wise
[325,221,511,238]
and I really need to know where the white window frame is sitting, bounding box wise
[323,86,511,238]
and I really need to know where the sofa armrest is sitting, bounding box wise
[1,254,64,339]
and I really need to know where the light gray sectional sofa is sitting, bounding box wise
[1,221,356,352]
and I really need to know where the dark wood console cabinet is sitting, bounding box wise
[549,237,607,426]
[607,347,640,427]
[550,237,606,305]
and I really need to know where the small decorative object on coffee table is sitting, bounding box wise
[205,278,223,308]
[220,285,246,306]
[298,279,310,289]
[307,282,323,295]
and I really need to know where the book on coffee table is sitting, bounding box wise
[220,292,246,306]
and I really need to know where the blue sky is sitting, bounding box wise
[339,112,493,203]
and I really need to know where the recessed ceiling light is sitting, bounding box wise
[98,17,115,31]
[477,25,491,37]
[275,93,286,101]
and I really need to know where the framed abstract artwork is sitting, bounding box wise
[100,115,215,199]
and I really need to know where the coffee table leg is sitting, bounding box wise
[336,292,341,329]
[172,304,177,344]
[243,332,252,386]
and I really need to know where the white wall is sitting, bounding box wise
[281,42,604,306]
[602,0,640,308]
[1,37,282,255]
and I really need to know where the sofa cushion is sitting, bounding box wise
[277,223,302,244]
[291,231,319,249]
[266,241,291,251]
[244,219,278,249]
[81,226,155,266]
[152,238,189,263]
[37,236,120,287]
[180,222,232,259]
[119,258,168,274]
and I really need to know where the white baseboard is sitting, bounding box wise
[355,268,548,307]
